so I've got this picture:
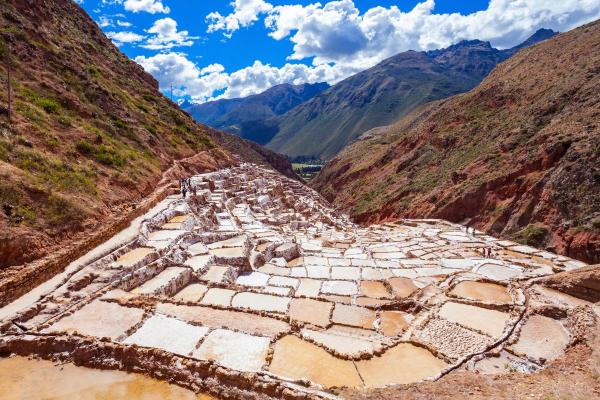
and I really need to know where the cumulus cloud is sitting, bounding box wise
[207,0,273,37]
[134,52,348,103]
[142,0,600,103]
[210,0,600,62]
[123,0,170,14]
[106,30,145,45]
[141,17,199,50]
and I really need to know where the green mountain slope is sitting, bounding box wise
[184,82,328,145]
[267,30,556,161]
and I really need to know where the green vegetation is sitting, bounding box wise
[75,140,126,168]
[37,98,60,114]
[13,147,97,194]
[292,163,322,182]
[512,225,549,247]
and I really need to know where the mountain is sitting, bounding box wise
[208,130,300,181]
[266,29,557,161]
[184,82,329,145]
[0,0,237,277]
[312,21,600,263]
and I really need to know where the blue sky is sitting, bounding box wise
[77,0,600,103]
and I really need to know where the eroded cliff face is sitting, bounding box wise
[312,20,600,263]
[0,0,234,271]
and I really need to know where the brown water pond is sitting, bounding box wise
[0,356,215,400]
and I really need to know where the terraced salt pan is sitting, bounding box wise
[9,163,588,399]
[268,275,299,289]
[147,230,186,242]
[439,302,510,338]
[235,271,270,287]
[172,283,208,302]
[330,267,360,280]
[288,298,333,327]
[209,247,245,258]
[201,288,236,306]
[131,267,190,296]
[232,292,290,313]
[475,263,523,281]
[200,266,230,283]
[417,317,493,360]
[295,279,322,297]
[193,329,270,372]
[379,311,409,336]
[321,280,358,296]
[269,335,363,388]
[115,247,155,267]
[123,314,208,356]
[449,281,512,303]
[360,280,391,299]
[355,343,448,387]
[301,328,381,357]
[184,255,212,272]
[388,277,418,298]
[45,300,144,340]
[510,315,570,362]
[157,303,289,336]
[187,242,208,256]
[332,304,377,330]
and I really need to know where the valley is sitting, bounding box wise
[0,1,598,399]
[1,163,597,400]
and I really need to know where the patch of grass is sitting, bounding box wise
[75,140,126,168]
[512,225,549,247]
[111,116,128,130]
[16,101,45,124]
[45,137,60,149]
[56,115,72,127]
[45,193,85,227]
[37,98,60,114]
[0,139,11,161]
[86,65,100,78]
[14,148,97,194]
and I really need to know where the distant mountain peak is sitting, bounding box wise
[183,82,329,145]
[509,28,558,52]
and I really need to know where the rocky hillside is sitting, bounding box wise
[208,129,299,180]
[184,82,328,145]
[267,29,556,161]
[312,21,600,263]
[0,0,235,270]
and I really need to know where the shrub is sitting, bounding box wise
[75,140,125,168]
[512,225,549,247]
[37,98,60,114]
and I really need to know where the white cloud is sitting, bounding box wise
[117,20,133,27]
[141,17,199,50]
[106,30,146,46]
[209,0,600,64]
[98,15,113,27]
[207,0,273,37]
[137,0,600,103]
[123,0,170,14]
[134,53,347,103]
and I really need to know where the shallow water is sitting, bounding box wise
[0,356,214,400]
[449,281,512,303]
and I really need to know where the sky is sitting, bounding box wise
[76,0,600,104]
